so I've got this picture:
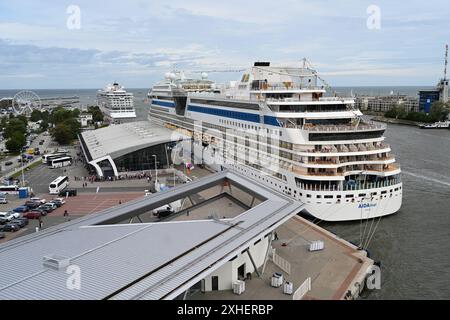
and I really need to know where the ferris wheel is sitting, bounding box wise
[12,90,42,115]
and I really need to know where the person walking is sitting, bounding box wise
[64,210,68,217]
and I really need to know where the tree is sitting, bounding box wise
[88,106,104,122]
[40,121,49,132]
[63,118,81,138]
[51,108,73,125]
[52,123,73,145]
[6,132,26,153]
[429,101,450,122]
[72,108,80,118]
[3,118,27,139]
[30,110,42,122]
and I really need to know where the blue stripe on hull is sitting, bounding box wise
[188,104,260,123]
[152,100,175,108]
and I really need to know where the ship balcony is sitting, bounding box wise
[304,156,396,169]
[291,163,400,179]
[296,176,402,192]
[303,122,386,133]
[250,82,325,92]
[294,142,391,156]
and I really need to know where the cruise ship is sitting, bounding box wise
[97,83,137,124]
[147,62,402,222]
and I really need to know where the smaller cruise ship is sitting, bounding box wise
[97,83,137,124]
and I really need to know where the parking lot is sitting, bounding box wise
[0,191,147,244]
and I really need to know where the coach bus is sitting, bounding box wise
[49,176,69,194]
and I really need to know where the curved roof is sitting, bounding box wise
[80,121,186,161]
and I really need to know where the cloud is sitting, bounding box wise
[0,0,449,88]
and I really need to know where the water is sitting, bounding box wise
[322,124,450,299]
[2,87,448,299]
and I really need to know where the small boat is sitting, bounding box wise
[419,121,450,129]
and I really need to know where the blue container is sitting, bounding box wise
[18,188,28,199]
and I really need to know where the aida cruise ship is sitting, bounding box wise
[97,83,137,124]
[147,62,402,222]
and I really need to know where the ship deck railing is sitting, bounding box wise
[297,178,401,192]
[251,83,325,91]
[293,143,390,154]
[302,122,386,132]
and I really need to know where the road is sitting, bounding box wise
[0,132,54,177]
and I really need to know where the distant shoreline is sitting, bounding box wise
[370,115,421,127]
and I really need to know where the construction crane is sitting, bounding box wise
[444,44,448,80]
[191,69,245,74]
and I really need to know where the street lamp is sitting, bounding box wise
[152,154,158,183]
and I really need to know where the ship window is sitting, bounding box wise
[345,194,354,198]
[358,193,366,197]
[336,195,341,198]
[381,191,387,194]
[306,194,311,198]
[316,195,322,199]
[324,195,333,199]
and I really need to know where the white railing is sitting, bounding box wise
[305,122,386,132]
[252,83,324,91]
[272,249,291,274]
[293,277,311,300]
[319,97,353,102]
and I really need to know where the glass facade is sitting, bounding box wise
[114,141,177,173]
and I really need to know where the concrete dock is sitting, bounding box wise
[191,215,373,300]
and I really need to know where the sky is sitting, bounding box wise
[0,0,449,89]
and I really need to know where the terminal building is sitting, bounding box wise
[0,171,307,299]
[78,121,189,178]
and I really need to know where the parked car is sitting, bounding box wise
[33,208,48,216]
[30,197,46,204]
[0,211,20,222]
[24,201,40,209]
[24,211,43,219]
[13,206,28,213]
[0,197,7,204]
[52,198,66,205]
[12,217,28,226]
[152,205,175,218]
[4,161,13,166]
[10,219,27,228]
[42,202,57,210]
[38,203,56,212]
[48,200,62,208]
[0,223,19,232]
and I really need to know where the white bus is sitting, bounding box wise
[49,176,69,194]
[49,156,72,169]
[42,152,68,164]
[0,185,20,195]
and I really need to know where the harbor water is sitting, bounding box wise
[322,123,450,299]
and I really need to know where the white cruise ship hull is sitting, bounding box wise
[187,140,403,222]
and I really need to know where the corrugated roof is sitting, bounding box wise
[0,171,304,300]
[80,121,186,161]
